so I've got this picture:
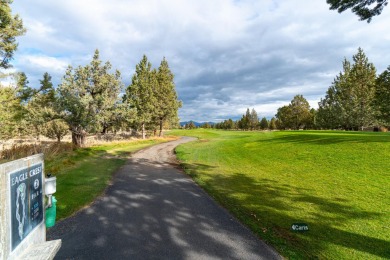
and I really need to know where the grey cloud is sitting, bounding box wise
[9,0,390,122]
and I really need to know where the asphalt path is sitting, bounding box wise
[48,137,281,260]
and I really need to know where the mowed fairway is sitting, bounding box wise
[169,129,390,259]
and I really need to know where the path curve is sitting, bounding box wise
[48,137,281,260]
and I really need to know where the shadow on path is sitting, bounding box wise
[48,138,281,260]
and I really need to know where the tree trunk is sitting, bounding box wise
[101,124,108,135]
[71,127,86,147]
[35,126,40,142]
[159,118,163,137]
[142,122,146,139]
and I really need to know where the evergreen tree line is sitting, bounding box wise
[202,48,390,131]
[0,50,181,146]
[209,109,277,131]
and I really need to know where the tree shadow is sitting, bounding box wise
[256,131,390,145]
[188,171,389,258]
[48,158,281,260]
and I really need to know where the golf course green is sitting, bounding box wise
[170,129,390,259]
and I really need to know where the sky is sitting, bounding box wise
[7,0,390,122]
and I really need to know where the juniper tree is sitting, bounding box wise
[276,95,312,130]
[57,50,123,146]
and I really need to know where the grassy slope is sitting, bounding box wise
[45,139,170,220]
[170,129,390,259]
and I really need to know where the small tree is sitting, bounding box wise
[186,121,196,129]
[275,105,292,129]
[289,95,312,130]
[269,117,277,130]
[259,117,269,130]
[249,108,259,130]
[43,119,69,142]
[276,95,312,130]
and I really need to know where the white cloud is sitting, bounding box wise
[20,55,68,72]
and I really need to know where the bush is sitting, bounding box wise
[0,142,75,162]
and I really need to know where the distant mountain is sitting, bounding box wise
[180,121,215,127]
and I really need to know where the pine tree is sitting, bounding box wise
[26,73,56,140]
[327,0,387,22]
[260,117,269,130]
[187,121,196,129]
[154,57,182,136]
[350,48,377,130]
[317,48,376,130]
[0,0,26,69]
[375,66,390,126]
[269,117,277,130]
[124,55,156,139]
[249,108,259,130]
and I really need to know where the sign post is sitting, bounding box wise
[0,154,61,260]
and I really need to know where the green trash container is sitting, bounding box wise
[46,196,57,228]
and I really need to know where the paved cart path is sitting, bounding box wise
[48,137,281,260]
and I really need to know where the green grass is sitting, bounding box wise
[45,138,170,220]
[169,129,390,259]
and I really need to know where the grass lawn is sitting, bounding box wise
[169,129,390,259]
[45,138,172,220]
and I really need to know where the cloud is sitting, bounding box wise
[10,0,390,121]
[19,55,68,72]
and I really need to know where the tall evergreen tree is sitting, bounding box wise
[350,48,377,129]
[124,55,155,139]
[154,57,182,136]
[317,48,376,130]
